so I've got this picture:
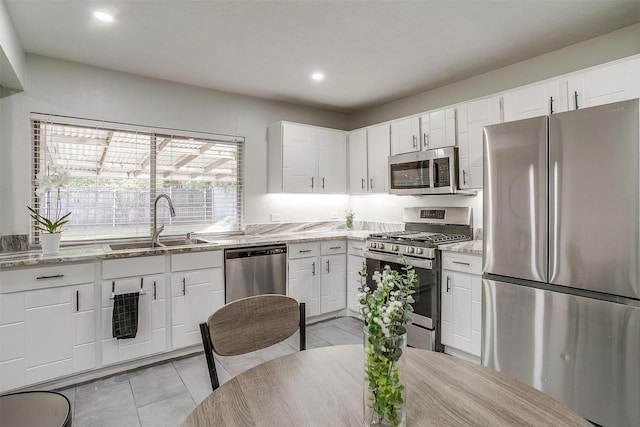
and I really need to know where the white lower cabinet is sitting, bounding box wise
[170,251,224,349]
[288,240,346,318]
[440,252,482,359]
[0,263,96,392]
[101,256,167,365]
[346,240,366,315]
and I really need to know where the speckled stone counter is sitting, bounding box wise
[0,230,373,269]
[438,239,483,255]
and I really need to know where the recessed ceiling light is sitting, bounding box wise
[311,73,324,81]
[94,11,114,22]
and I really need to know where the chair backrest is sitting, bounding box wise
[207,294,301,356]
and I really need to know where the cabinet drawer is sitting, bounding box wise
[321,240,346,255]
[288,242,320,259]
[347,240,365,256]
[102,256,165,279]
[0,263,95,293]
[171,251,222,272]
[441,253,482,275]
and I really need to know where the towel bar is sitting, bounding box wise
[109,279,148,300]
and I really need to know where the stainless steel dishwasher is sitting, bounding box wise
[224,244,287,303]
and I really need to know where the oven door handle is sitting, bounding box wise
[365,250,433,270]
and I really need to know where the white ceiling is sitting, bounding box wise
[5,0,640,113]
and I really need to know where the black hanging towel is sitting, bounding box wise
[112,292,140,339]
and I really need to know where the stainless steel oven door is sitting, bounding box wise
[365,251,442,351]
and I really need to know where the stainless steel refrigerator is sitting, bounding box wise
[482,99,640,427]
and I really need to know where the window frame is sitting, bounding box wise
[31,113,245,244]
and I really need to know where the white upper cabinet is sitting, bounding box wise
[503,80,565,121]
[349,124,390,194]
[457,96,502,190]
[366,123,391,193]
[317,129,347,193]
[565,59,640,110]
[348,128,368,195]
[390,116,420,154]
[268,122,347,194]
[420,108,457,150]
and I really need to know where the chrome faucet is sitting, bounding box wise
[152,194,176,247]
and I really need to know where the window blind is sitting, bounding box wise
[31,114,244,243]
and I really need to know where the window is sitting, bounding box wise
[31,114,244,242]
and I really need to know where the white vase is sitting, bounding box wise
[40,232,62,255]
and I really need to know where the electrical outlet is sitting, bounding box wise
[330,212,339,220]
[270,213,281,222]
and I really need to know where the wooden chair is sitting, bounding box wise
[199,294,306,390]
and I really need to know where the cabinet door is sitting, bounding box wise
[503,81,562,121]
[288,257,320,317]
[441,270,472,354]
[24,287,74,384]
[171,268,224,349]
[282,123,317,193]
[101,274,166,365]
[347,253,365,314]
[321,254,347,313]
[367,123,391,193]
[391,116,420,154]
[465,96,502,189]
[348,129,368,195]
[318,129,347,193]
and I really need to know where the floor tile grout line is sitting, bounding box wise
[171,359,199,408]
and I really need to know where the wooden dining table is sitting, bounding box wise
[182,345,591,426]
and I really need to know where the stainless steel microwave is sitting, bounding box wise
[388,147,460,195]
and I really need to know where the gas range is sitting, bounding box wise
[364,206,473,351]
[366,207,473,262]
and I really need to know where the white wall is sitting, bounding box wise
[350,23,640,129]
[0,54,350,236]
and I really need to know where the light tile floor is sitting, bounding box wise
[57,316,364,427]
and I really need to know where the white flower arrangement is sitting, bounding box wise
[28,165,72,233]
[358,263,416,426]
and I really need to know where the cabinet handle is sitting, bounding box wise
[412,135,417,149]
[361,178,365,190]
[321,177,325,189]
[463,170,468,186]
[370,177,374,190]
[153,281,157,300]
[299,249,312,253]
[446,276,451,293]
[312,262,316,276]
[326,259,330,273]
[549,96,554,114]
[182,277,186,295]
[329,246,341,250]
[452,261,470,266]
[574,91,579,110]
[76,290,79,312]
[423,133,429,149]
[36,274,64,280]
[311,177,314,189]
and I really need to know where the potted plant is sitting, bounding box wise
[357,263,416,427]
[346,210,355,229]
[27,165,71,255]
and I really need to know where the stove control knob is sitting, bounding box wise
[378,243,385,250]
[369,242,377,249]
[391,244,399,252]
[406,247,414,254]
[415,248,423,255]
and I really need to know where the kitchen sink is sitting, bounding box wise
[107,238,211,251]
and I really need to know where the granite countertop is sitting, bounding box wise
[0,230,372,269]
[438,239,483,255]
